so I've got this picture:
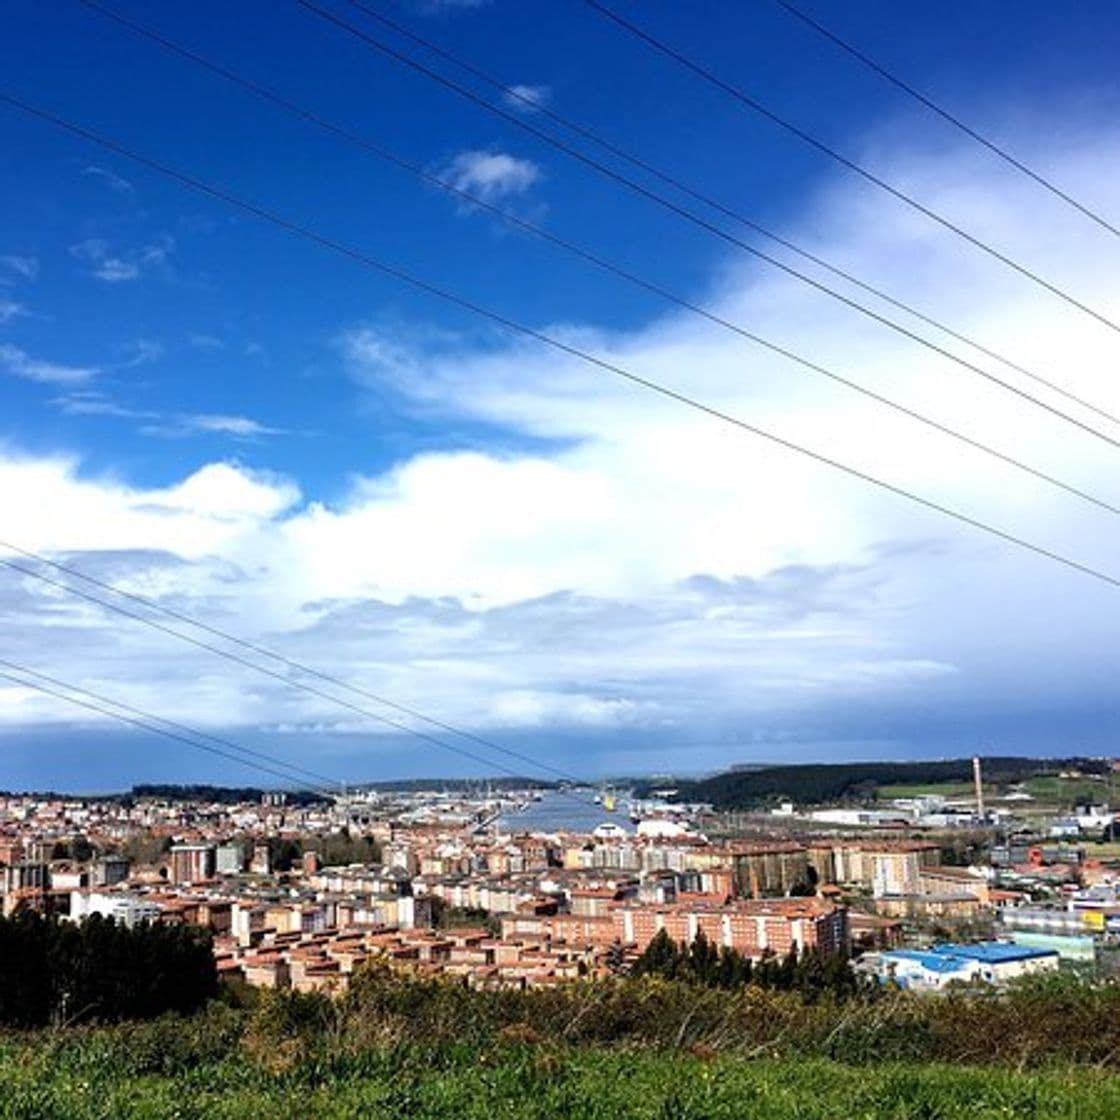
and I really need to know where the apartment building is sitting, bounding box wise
[169,843,216,885]
[611,898,849,957]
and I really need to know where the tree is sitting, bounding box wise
[717,944,751,988]
[605,942,626,976]
[686,929,719,985]
[0,912,217,1027]
[631,929,679,980]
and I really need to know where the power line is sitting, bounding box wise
[3,558,606,811]
[67,0,1120,514]
[0,660,339,795]
[771,0,1120,240]
[340,0,1120,431]
[296,0,1120,455]
[3,91,1119,598]
[0,539,591,787]
[0,553,585,789]
[577,0,1120,337]
[0,656,340,792]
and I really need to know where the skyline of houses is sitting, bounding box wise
[2,784,1120,991]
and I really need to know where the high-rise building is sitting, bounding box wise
[251,843,272,876]
[216,843,246,875]
[169,844,215,885]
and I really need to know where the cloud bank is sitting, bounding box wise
[2,115,1120,785]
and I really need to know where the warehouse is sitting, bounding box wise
[874,942,1058,991]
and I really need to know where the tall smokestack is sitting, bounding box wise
[973,756,985,820]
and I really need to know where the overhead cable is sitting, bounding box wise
[0,553,584,788]
[3,92,1119,599]
[0,660,340,796]
[577,0,1120,336]
[292,0,1120,453]
[771,0,1120,239]
[326,0,1120,431]
[64,0,1120,511]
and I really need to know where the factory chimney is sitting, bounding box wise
[972,756,985,820]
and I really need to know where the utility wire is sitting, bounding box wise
[297,0,1120,454]
[577,0,1120,337]
[8,541,864,811]
[771,0,1120,240]
[0,656,340,792]
[68,0,1120,512]
[3,91,1119,599]
[0,554,586,789]
[3,560,603,810]
[340,0,1120,431]
[0,661,339,796]
[0,541,590,787]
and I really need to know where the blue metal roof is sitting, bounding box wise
[883,949,969,973]
[931,941,1057,963]
[881,942,1058,973]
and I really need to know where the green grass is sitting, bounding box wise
[1022,775,1112,809]
[877,774,1114,813]
[1,1039,1119,1120]
[8,972,1120,1118]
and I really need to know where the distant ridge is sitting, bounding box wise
[636,756,1111,809]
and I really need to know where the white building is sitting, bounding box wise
[69,890,162,927]
[215,843,245,875]
[875,942,1058,991]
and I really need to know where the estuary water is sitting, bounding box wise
[497,789,636,834]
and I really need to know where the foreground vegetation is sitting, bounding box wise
[2,1031,1118,1120]
[6,969,1120,1117]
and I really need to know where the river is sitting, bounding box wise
[497,789,636,834]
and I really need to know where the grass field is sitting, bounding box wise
[2,1038,1119,1120]
[877,773,1114,812]
[1022,774,1113,808]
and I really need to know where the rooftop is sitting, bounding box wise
[883,941,1058,971]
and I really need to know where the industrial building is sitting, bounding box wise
[873,941,1058,991]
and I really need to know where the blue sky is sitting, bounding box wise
[2,0,1120,791]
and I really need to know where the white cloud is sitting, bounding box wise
[94,259,140,283]
[502,84,552,114]
[139,236,174,265]
[51,392,149,419]
[81,165,135,195]
[188,333,225,351]
[0,298,24,324]
[440,150,542,203]
[50,394,281,441]
[173,414,284,438]
[0,344,98,385]
[120,339,164,368]
[0,458,297,590]
[0,255,38,282]
[69,235,174,284]
[2,115,1120,774]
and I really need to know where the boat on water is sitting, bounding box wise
[593,821,627,839]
